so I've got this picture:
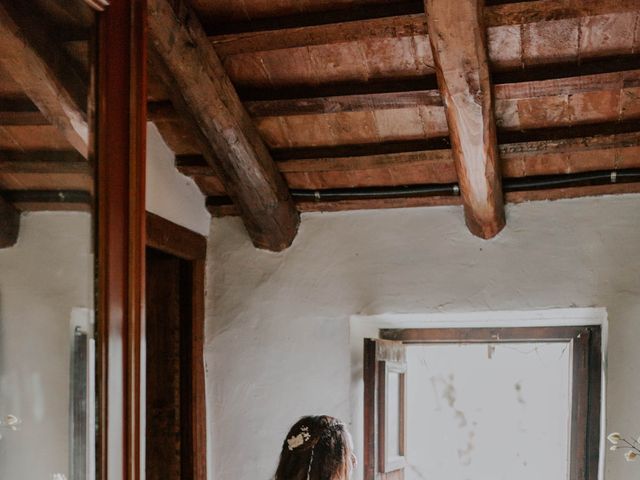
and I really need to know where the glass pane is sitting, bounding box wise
[405,342,572,480]
[0,2,97,479]
[386,370,402,458]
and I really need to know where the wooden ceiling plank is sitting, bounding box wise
[180,130,640,192]
[0,3,88,157]
[191,174,227,196]
[0,193,19,248]
[0,95,48,126]
[485,0,640,27]
[229,69,639,154]
[212,14,428,58]
[201,1,425,37]
[501,132,640,177]
[425,0,505,239]
[2,189,92,213]
[506,183,640,203]
[0,110,48,126]
[210,0,639,57]
[0,125,76,151]
[148,0,299,251]
[0,150,92,191]
[245,90,442,117]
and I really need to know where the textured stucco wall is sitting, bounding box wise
[205,195,640,480]
[146,122,210,236]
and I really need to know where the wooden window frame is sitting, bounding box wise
[379,326,602,480]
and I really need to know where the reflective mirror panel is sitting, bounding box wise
[0,1,97,479]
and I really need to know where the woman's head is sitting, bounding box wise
[275,415,357,480]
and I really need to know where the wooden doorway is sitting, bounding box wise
[145,213,207,480]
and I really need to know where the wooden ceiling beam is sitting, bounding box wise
[276,132,640,189]
[425,0,505,239]
[205,1,424,38]
[0,150,88,173]
[485,0,640,26]
[0,110,48,126]
[0,150,92,191]
[0,194,19,248]
[179,130,640,193]
[0,3,89,157]
[148,0,299,251]
[237,77,440,103]
[212,14,428,58]
[244,90,442,117]
[506,183,640,203]
[1,189,92,212]
[151,54,637,119]
[239,66,639,118]
[210,0,639,57]
[271,138,451,161]
[0,96,48,126]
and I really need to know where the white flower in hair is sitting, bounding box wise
[287,426,311,450]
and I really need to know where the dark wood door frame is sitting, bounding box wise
[380,326,602,480]
[146,212,208,480]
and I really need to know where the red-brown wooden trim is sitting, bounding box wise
[96,1,147,479]
[146,212,207,261]
[363,339,377,480]
[145,212,207,480]
[586,328,602,480]
[190,257,208,480]
[382,326,588,343]
[570,329,590,480]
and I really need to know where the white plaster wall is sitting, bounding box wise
[205,195,640,480]
[0,212,93,479]
[146,122,210,236]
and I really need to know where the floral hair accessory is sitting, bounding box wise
[287,425,311,451]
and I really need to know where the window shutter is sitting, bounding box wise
[364,338,406,480]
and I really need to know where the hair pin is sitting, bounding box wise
[287,425,311,450]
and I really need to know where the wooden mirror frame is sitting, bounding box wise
[95,1,147,479]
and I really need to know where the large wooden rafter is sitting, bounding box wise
[0,2,89,157]
[425,0,505,239]
[148,0,299,251]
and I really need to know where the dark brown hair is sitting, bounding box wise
[275,416,356,480]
